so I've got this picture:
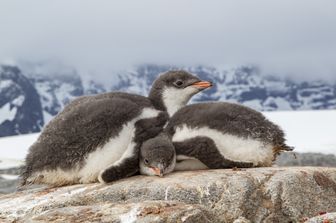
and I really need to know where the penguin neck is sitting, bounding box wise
[148,89,166,113]
[149,87,189,117]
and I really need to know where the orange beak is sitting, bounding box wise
[152,167,164,177]
[191,81,212,89]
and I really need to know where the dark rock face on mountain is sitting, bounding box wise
[0,65,43,137]
[25,67,84,123]
[1,63,336,137]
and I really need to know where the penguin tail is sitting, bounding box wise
[280,144,294,152]
[18,165,31,187]
[272,144,295,161]
[17,170,37,192]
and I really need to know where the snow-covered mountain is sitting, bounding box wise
[1,63,336,137]
[0,65,43,137]
[22,63,84,124]
[111,64,336,110]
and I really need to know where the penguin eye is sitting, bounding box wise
[144,159,149,165]
[174,80,184,87]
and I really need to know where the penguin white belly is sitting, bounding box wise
[29,107,161,185]
[175,155,208,171]
[172,124,274,166]
[79,107,161,183]
[78,121,136,183]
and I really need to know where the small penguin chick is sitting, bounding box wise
[139,133,176,177]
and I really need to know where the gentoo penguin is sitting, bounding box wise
[139,102,293,176]
[139,133,176,177]
[20,71,212,186]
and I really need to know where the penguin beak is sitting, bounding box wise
[191,81,212,89]
[152,167,164,177]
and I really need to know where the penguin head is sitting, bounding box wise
[139,134,176,177]
[149,70,212,116]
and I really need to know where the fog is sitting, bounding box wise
[0,0,336,81]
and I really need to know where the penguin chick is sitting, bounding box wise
[139,133,176,177]
[140,102,293,176]
[20,70,212,186]
[166,102,293,169]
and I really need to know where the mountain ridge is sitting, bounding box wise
[1,63,335,137]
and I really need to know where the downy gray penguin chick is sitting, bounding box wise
[140,133,176,177]
[20,71,212,186]
[140,102,293,176]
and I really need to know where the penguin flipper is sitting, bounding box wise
[98,144,140,183]
[98,156,139,183]
[174,136,254,169]
[134,111,169,143]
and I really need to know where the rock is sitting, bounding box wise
[0,166,22,175]
[0,167,336,223]
[305,212,336,223]
[0,166,22,194]
[0,178,19,194]
[276,152,336,167]
[25,201,216,223]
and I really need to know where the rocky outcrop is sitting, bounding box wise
[1,152,335,195]
[275,152,336,167]
[0,167,336,223]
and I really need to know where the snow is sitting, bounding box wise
[0,103,17,124]
[0,80,13,90]
[11,95,25,107]
[0,95,26,124]
[0,158,23,169]
[43,111,54,124]
[0,133,39,160]
[0,174,19,180]
[55,83,77,106]
[35,82,55,109]
[0,110,335,169]
[243,99,263,111]
[263,97,293,111]
[264,110,336,155]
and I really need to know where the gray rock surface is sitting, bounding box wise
[1,152,334,195]
[0,178,18,194]
[0,167,336,223]
[23,201,216,223]
[276,152,336,167]
[305,212,336,223]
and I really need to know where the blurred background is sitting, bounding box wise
[0,0,335,193]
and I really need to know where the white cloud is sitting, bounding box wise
[0,0,335,81]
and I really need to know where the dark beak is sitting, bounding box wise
[191,81,212,89]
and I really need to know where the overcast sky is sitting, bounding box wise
[0,0,336,81]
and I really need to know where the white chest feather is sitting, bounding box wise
[28,107,161,185]
[175,155,208,171]
[162,86,198,116]
[78,107,161,182]
[172,124,274,166]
